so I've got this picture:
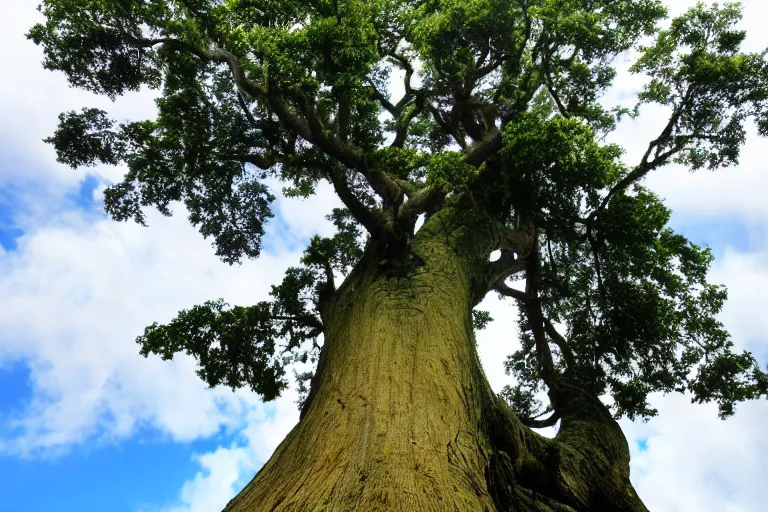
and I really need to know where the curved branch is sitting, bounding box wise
[525,264,562,407]
[464,129,502,167]
[543,318,576,370]
[487,251,527,292]
[368,80,398,116]
[325,166,387,237]
[136,35,405,213]
[522,409,561,429]
[544,70,570,119]
[494,250,576,372]
[391,103,424,148]
[428,105,467,149]
[590,86,696,219]
[397,184,445,227]
[386,52,415,98]
[493,226,565,411]
[228,150,387,239]
[494,279,527,302]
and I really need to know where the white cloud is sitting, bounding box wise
[156,390,300,512]
[614,221,768,512]
[0,203,302,455]
[0,0,343,458]
[603,0,768,225]
[621,394,768,512]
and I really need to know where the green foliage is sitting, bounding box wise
[499,113,624,227]
[47,73,278,263]
[472,310,493,331]
[631,2,768,169]
[302,208,365,274]
[500,383,548,423]
[512,185,767,420]
[32,0,767,416]
[425,152,475,191]
[137,299,286,399]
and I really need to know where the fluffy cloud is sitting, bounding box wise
[0,0,342,458]
[0,202,296,454]
[155,390,301,512]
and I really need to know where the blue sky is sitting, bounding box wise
[1,1,767,512]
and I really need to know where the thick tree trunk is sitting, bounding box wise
[223,207,648,512]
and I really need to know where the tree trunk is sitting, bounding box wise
[223,206,648,512]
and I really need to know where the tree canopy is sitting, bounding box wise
[29,0,768,425]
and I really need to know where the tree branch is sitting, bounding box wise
[325,166,387,237]
[391,103,424,148]
[134,34,405,213]
[543,318,576,370]
[522,409,561,429]
[474,55,509,80]
[591,86,696,219]
[397,184,446,229]
[271,90,403,208]
[494,280,527,302]
[231,149,386,238]
[236,92,260,130]
[544,67,570,119]
[428,104,467,149]
[501,227,564,411]
[586,229,607,311]
[332,86,351,142]
[387,52,415,98]
[464,129,502,167]
[272,314,324,331]
[487,250,528,292]
[368,80,398,117]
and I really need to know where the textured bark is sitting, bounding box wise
[223,207,648,512]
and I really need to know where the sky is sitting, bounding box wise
[0,1,767,511]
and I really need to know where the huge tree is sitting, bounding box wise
[29,0,768,510]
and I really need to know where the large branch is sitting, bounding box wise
[369,81,399,117]
[391,103,424,148]
[387,52,416,99]
[543,318,576,370]
[428,105,467,149]
[494,227,564,409]
[369,52,426,149]
[494,280,527,301]
[522,409,562,429]
[132,34,405,229]
[397,184,446,229]
[283,92,403,207]
[525,253,563,409]
[495,281,576,374]
[325,166,388,237]
[464,129,502,167]
[225,149,386,236]
[591,86,696,219]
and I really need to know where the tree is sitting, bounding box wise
[29,0,768,510]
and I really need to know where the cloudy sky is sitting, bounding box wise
[1,1,767,511]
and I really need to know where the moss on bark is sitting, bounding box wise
[223,208,647,512]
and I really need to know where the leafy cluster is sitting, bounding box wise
[135,204,364,402]
[31,0,768,420]
[138,299,287,399]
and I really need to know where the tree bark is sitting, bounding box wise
[223,206,648,512]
